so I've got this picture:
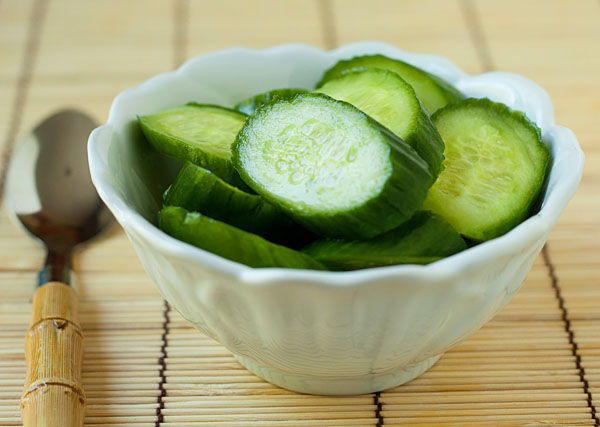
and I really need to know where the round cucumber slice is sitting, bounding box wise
[233,93,433,239]
[317,54,464,114]
[138,103,249,190]
[234,88,308,115]
[163,162,312,247]
[303,211,467,270]
[158,206,325,270]
[316,68,445,177]
[423,98,550,241]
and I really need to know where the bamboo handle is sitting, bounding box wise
[21,282,85,427]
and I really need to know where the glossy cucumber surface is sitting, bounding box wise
[163,162,311,247]
[233,93,433,239]
[303,211,467,270]
[423,98,550,241]
[158,206,325,270]
[317,54,464,113]
[138,103,249,190]
[316,68,444,177]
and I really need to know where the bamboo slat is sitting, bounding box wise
[0,1,32,155]
[331,0,482,74]
[32,0,173,80]
[1,0,600,425]
[187,1,324,55]
[465,3,600,425]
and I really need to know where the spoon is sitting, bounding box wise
[5,110,112,427]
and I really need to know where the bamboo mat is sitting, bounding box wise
[0,0,599,425]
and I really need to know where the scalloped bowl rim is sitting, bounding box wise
[88,41,584,288]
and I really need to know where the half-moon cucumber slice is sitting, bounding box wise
[316,68,445,177]
[423,98,550,241]
[233,93,433,239]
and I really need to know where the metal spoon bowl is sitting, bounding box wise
[6,110,112,283]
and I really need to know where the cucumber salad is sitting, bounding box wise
[138,54,549,270]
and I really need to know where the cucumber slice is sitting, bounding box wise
[233,93,433,239]
[138,103,249,190]
[303,211,467,270]
[316,68,445,177]
[158,206,326,270]
[423,98,550,241]
[317,54,464,113]
[163,162,311,247]
[235,88,308,115]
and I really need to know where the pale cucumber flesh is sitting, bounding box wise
[423,98,550,241]
[317,54,464,113]
[316,68,445,177]
[138,103,249,189]
[233,93,433,239]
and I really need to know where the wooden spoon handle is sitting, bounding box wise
[21,282,85,427]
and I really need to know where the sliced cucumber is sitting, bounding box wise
[316,68,445,177]
[163,162,312,247]
[235,88,308,115]
[317,54,464,113]
[158,206,325,270]
[138,103,249,190]
[423,98,550,241]
[303,211,467,270]
[233,93,433,239]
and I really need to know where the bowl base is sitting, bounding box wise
[234,353,442,395]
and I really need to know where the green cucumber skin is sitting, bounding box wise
[138,103,250,191]
[163,162,312,247]
[235,88,308,115]
[303,211,467,270]
[317,68,445,177]
[233,93,434,240]
[158,206,326,270]
[427,73,466,106]
[426,98,550,241]
[317,54,464,113]
[412,101,445,178]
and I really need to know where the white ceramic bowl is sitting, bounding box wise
[88,42,584,395]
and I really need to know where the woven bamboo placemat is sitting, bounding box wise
[1,0,599,425]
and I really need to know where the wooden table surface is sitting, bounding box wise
[1,1,599,426]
